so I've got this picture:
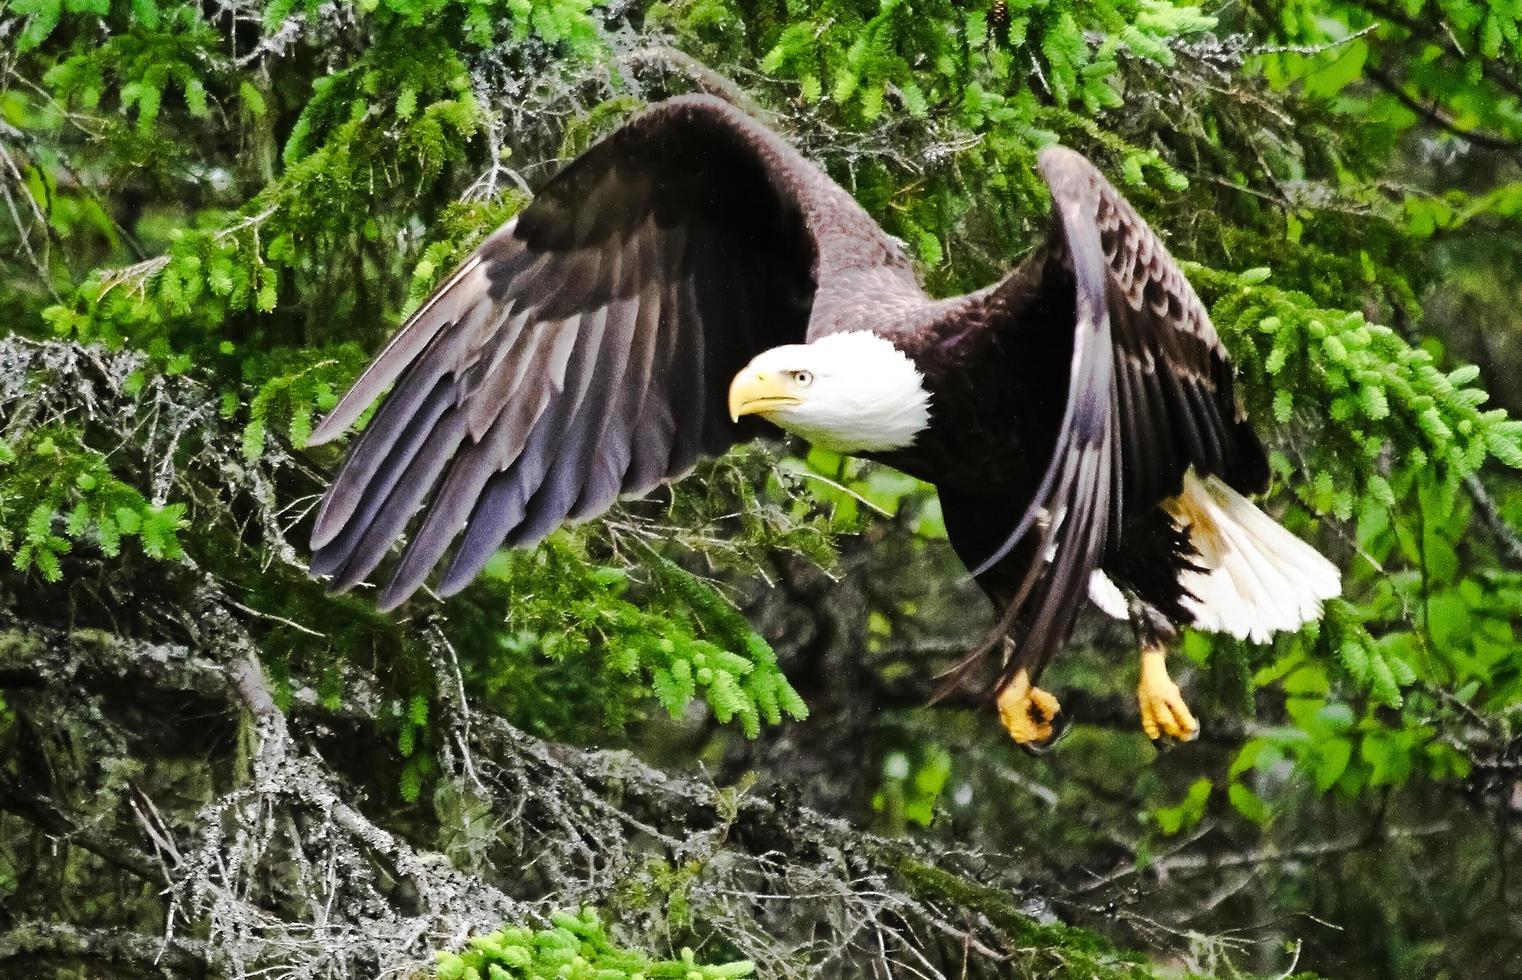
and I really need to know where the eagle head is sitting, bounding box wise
[728,331,931,454]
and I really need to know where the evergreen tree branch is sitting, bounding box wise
[0,921,209,977]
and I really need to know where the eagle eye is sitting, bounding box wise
[789,370,814,387]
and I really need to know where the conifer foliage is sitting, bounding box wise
[3,0,1522,976]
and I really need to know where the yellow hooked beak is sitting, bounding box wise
[728,368,804,422]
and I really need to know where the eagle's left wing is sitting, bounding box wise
[960,146,1266,689]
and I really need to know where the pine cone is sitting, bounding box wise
[988,0,1011,45]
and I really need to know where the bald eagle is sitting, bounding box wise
[307,95,1340,748]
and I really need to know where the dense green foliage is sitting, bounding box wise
[3,0,1522,976]
[434,910,754,980]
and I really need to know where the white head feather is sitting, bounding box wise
[733,331,932,453]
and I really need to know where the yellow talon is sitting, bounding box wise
[997,668,1063,746]
[1138,645,1199,742]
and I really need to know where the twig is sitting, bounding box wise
[1366,66,1522,152]
[627,46,780,124]
[1465,473,1522,568]
[225,595,327,638]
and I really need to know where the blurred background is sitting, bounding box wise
[2,1,1521,976]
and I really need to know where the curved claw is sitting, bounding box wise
[1138,646,1199,742]
[1017,706,1072,756]
[998,669,1066,750]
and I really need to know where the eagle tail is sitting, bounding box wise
[1166,472,1341,643]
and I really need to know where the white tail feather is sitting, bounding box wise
[1168,472,1341,642]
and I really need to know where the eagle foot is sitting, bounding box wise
[1138,645,1198,742]
[997,669,1064,751]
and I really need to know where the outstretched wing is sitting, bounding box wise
[307,95,864,609]
[949,145,1266,691]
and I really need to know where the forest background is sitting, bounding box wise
[2,0,1522,977]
